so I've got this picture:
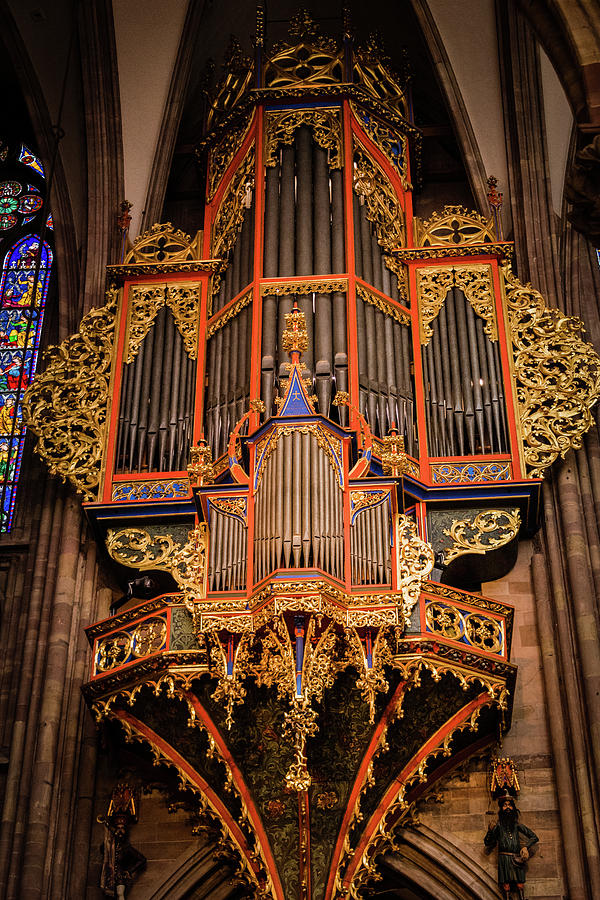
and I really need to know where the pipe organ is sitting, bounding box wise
[24,11,600,900]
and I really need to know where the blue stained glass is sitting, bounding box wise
[18,145,45,178]
[21,215,35,226]
[0,235,52,530]
[45,212,53,230]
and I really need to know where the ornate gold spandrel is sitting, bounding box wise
[414,205,496,247]
[210,143,255,294]
[125,281,201,363]
[502,263,600,476]
[23,289,118,500]
[353,143,405,253]
[442,509,520,565]
[264,107,343,168]
[416,264,496,345]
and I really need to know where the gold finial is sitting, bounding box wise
[188,438,215,486]
[281,302,309,356]
[381,425,406,477]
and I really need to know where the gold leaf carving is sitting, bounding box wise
[106,527,177,572]
[416,264,496,345]
[264,107,343,169]
[443,509,520,565]
[126,282,200,363]
[353,143,405,252]
[125,222,203,264]
[356,283,409,326]
[396,515,435,628]
[23,290,118,500]
[351,102,409,188]
[503,264,600,476]
[211,144,255,294]
[207,114,253,199]
[206,290,252,338]
[415,205,496,247]
[260,279,347,296]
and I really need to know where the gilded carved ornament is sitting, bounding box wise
[356,283,409,327]
[502,263,600,476]
[207,113,253,199]
[264,107,343,168]
[415,205,496,248]
[205,38,254,132]
[350,102,410,189]
[211,144,255,295]
[395,515,435,628]
[416,264,496,345]
[264,11,343,90]
[442,509,520,565]
[353,144,405,254]
[125,281,201,362]
[124,222,204,265]
[23,290,118,500]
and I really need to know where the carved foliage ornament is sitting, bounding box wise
[356,283,410,326]
[396,514,435,627]
[503,264,600,476]
[417,264,496,345]
[264,11,342,90]
[23,290,118,500]
[351,102,409,188]
[211,144,255,294]
[264,107,343,169]
[443,509,520,565]
[207,113,253,199]
[353,144,405,253]
[126,281,201,362]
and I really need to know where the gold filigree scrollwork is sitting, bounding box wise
[264,108,343,169]
[264,11,343,89]
[207,114,253,199]
[96,631,132,671]
[126,282,200,363]
[503,263,600,476]
[353,144,405,252]
[166,283,200,359]
[106,527,178,572]
[23,290,118,500]
[206,290,252,338]
[261,279,348,296]
[211,144,255,294]
[351,102,409,188]
[416,267,454,344]
[350,489,389,516]
[111,479,189,502]
[443,509,520,565]
[356,283,409,326]
[416,264,496,345]
[415,205,496,247]
[125,222,203,265]
[171,524,209,610]
[210,496,247,526]
[188,440,215,486]
[345,627,392,724]
[430,461,512,484]
[453,265,497,340]
[396,515,435,628]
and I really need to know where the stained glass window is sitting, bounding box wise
[0,139,52,530]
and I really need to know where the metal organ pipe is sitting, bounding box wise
[422,288,510,457]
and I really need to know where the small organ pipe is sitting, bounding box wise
[158,309,174,469]
[465,302,486,451]
[168,327,183,470]
[292,430,302,566]
[438,304,456,456]
[446,289,465,455]
[146,305,166,468]
[311,436,321,568]
[454,289,476,454]
[302,432,311,565]
[264,164,280,277]
[352,192,363,280]
[359,202,373,285]
[283,432,293,567]
[475,318,495,451]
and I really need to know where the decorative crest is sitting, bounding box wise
[381,426,406,477]
[281,303,309,356]
[124,223,203,264]
[489,756,520,797]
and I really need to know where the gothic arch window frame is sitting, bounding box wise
[0,138,54,531]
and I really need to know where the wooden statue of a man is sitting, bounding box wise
[484,792,538,899]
